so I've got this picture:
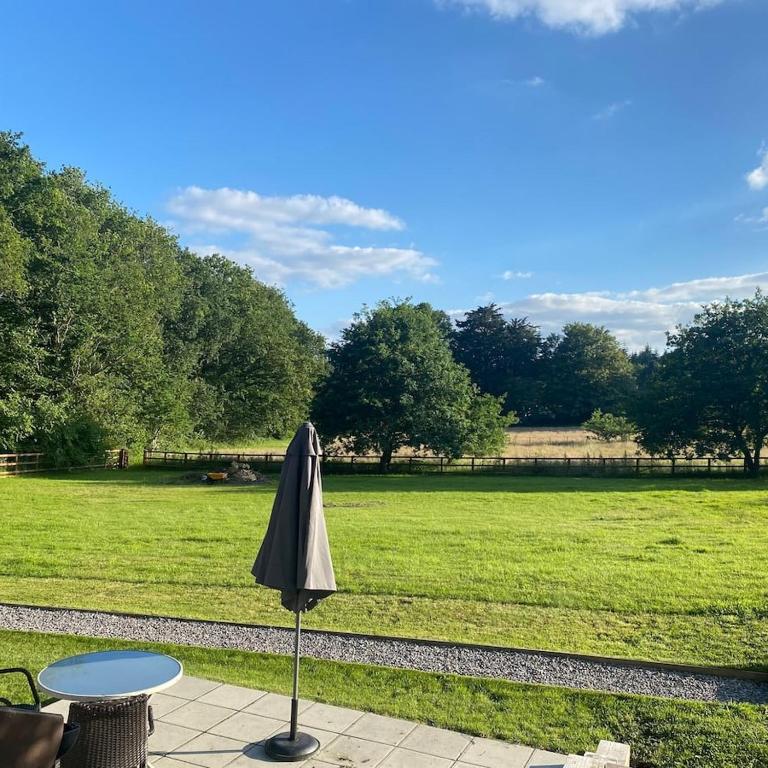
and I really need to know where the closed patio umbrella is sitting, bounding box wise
[252,421,336,761]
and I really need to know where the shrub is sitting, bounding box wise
[582,410,637,442]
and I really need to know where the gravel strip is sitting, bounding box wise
[2,603,765,705]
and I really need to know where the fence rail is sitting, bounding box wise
[142,450,755,477]
[0,449,128,477]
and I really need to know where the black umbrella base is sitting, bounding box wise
[264,732,320,762]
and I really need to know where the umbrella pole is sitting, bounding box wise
[264,608,319,761]
[290,610,301,740]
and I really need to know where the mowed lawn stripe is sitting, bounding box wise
[1,470,766,668]
[0,629,766,768]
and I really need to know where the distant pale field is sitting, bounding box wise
[504,427,639,458]
[181,427,641,458]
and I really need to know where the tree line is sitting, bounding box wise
[2,133,766,472]
[0,132,325,463]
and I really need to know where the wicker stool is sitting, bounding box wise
[62,695,154,768]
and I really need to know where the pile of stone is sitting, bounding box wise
[225,460,267,483]
[189,460,268,484]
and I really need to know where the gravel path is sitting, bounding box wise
[2,603,765,705]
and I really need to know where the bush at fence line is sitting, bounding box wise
[582,410,638,443]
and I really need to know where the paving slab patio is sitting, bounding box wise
[44,675,568,768]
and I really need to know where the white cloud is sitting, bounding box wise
[167,187,436,288]
[502,270,533,279]
[525,75,546,87]
[746,148,768,191]
[168,186,405,232]
[735,209,768,231]
[593,99,632,121]
[451,271,768,350]
[438,0,723,35]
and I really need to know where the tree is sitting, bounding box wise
[582,410,637,442]
[451,304,542,418]
[630,345,661,390]
[312,300,510,470]
[173,253,326,442]
[0,132,325,458]
[635,292,768,474]
[542,323,634,423]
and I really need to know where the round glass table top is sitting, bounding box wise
[37,650,183,701]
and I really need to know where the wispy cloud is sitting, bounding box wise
[525,75,546,87]
[437,0,724,36]
[167,187,437,289]
[746,146,768,191]
[501,270,533,279]
[451,272,768,350]
[735,208,768,229]
[593,99,632,121]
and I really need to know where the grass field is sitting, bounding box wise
[181,426,641,459]
[1,469,766,669]
[1,629,765,768]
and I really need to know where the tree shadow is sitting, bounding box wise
[14,468,768,494]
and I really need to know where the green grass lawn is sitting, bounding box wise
[0,470,767,669]
[1,629,765,768]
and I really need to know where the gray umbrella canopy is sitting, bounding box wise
[252,421,336,612]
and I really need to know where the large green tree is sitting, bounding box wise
[630,345,661,390]
[0,134,190,455]
[635,292,768,474]
[312,300,510,470]
[173,253,326,441]
[451,304,542,419]
[542,323,634,423]
[0,132,323,458]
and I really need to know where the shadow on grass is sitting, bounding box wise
[15,468,768,494]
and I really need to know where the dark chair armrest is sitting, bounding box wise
[0,668,41,710]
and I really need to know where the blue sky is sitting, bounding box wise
[2,0,767,349]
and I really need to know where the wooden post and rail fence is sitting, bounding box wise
[0,447,759,478]
[0,449,128,477]
[141,449,758,477]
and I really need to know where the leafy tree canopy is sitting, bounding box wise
[582,409,638,442]
[0,132,324,460]
[175,253,326,441]
[451,304,542,418]
[312,300,511,469]
[635,292,768,473]
[543,323,634,424]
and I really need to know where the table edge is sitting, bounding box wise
[37,652,184,702]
